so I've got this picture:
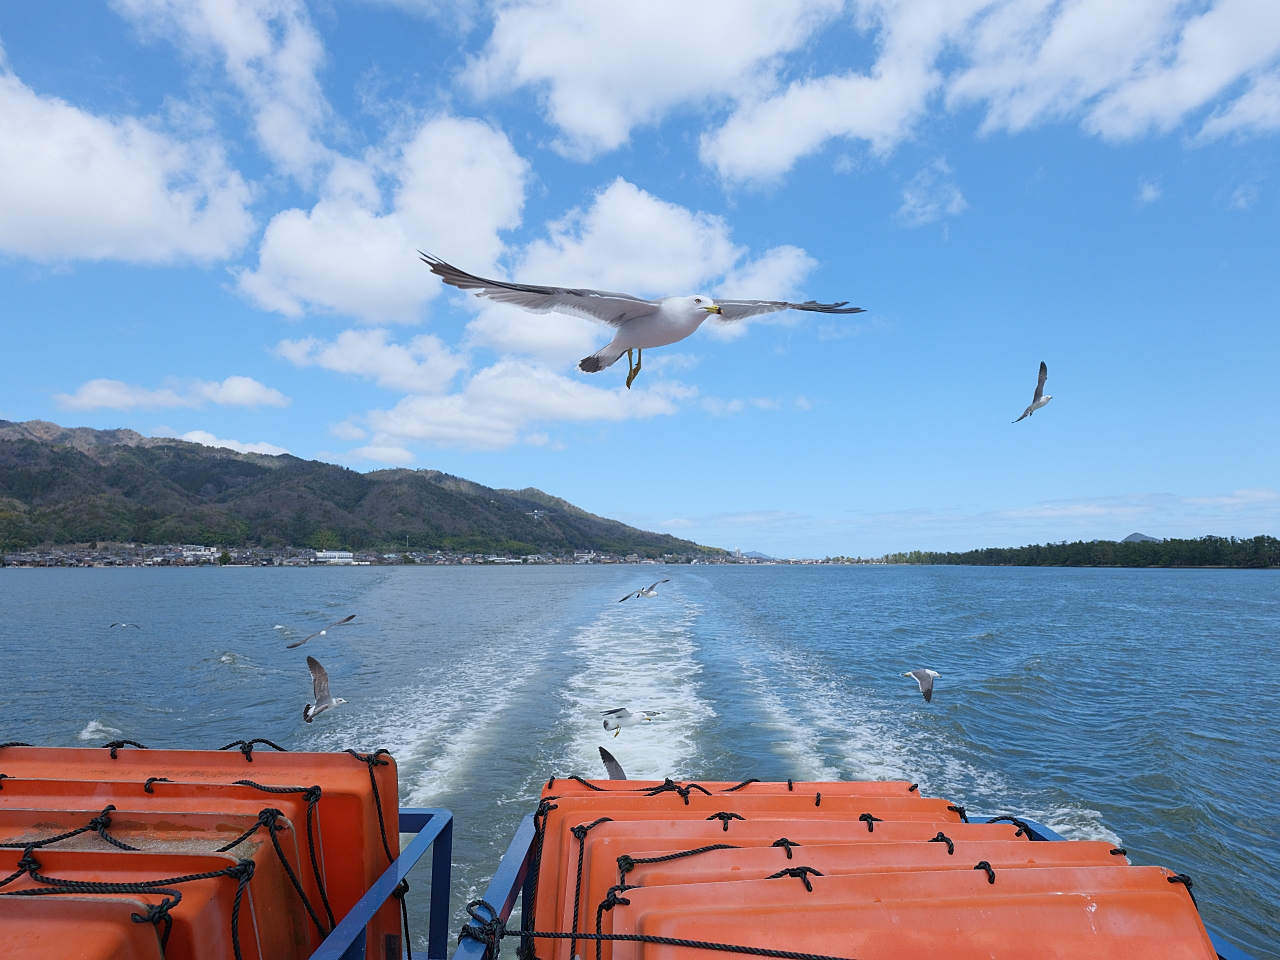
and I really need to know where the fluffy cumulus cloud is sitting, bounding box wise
[275,328,467,393]
[112,0,334,182]
[238,116,529,322]
[0,60,253,263]
[173,429,290,455]
[55,376,289,411]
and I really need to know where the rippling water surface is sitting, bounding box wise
[1,565,1276,957]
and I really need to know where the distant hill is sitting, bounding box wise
[1122,532,1162,543]
[882,536,1279,568]
[0,420,722,557]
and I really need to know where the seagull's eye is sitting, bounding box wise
[694,298,701,303]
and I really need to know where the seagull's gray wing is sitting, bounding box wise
[619,590,638,602]
[307,656,331,702]
[1033,361,1048,403]
[714,299,866,322]
[599,746,627,780]
[422,253,660,327]
[909,669,935,703]
[1013,405,1033,423]
[602,708,631,718]
[646,579,671,591]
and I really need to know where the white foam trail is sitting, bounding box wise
[78,719,122,740]
[559,595,714,781]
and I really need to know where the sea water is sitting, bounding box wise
[1,565,1276,957]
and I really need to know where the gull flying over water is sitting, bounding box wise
[599,746,627,780]
[286,614,355,649]
[1014,362,1052,422]
[109,623,140,628]
[619,579,670,602]
[421,253,865,389]
[903,669,941,703]
[303,656,347,722]
[602,707,660,737]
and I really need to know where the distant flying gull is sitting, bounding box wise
[602,707,660,737]
[286,614,355,649]
[109,623,140,628]
[903,669,941,703]
[619,579,670,602]
[599,746,627,780]
[421,253,865,389]
[1013,362,1052,422]
[303,656,347,722]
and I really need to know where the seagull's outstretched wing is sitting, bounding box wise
[599,746,627,780]
[619,590,639,602]
[602,708,631,718]
[1033,361,1048,403]
[288,613,355,649]
[109,623,140,628]
[1013,405,1033,423]
[906,669,935,703]
[646,579,671,591]
[307,656,331,701]
[714,299,865,322]
[422,253,660,328]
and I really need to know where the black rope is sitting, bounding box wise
[216,807,329,937]
[948,804,969,823]
[394,878,413,960]
[0,743,32,749]
[345,749,395,863]
[772,838,800,860]
[707,812,744,832]
[568,775,608,792]
[723,779,760,793]
[518,798,558,960]
[460,899,859,960]
[643,779,713,805]
[908,783,918,793]
[974,861,995,884]
[220,739,287,761]
[232,780,335,929]
[858,813,882,833]
[927,832,954,855]
[569,818,614,960]
[144,777,171,793]
[786,779,793,791]
[617,844,740,880]
[0,851,256,959]
[765,866,823,892]
[0,774,6,790]
[1168,873,1198,906]
[103,739,147,759]
[1110,847,1127,856]
[984,815,1033,838]
[0,804,139,852]
[814,792,821,807]
[594,884,633,960]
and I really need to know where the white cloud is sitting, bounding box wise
[363,360,696,450]
[276,328,467,393]
[175,429,289,455]
[898,158,967,225]
[55,376,289,411]
[1200,69,1280,139]
[1137,176,1161,204]
[113,0,334,182]
[465,0,844,158]
[238,116,529,321]
[0,64,253,263]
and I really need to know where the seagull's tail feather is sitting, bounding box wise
[303,704,314,723]
[579,345,627,374]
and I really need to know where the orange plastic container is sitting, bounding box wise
[0,846,310,960]
[0,896,164,959]
[605,865,1217,960]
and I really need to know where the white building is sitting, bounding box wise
[314,551,354,565]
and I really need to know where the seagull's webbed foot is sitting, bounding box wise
[613,729,620,738]
[625,348,642,389]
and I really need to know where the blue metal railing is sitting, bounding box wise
[307,807,454,960]
[455,814,537,960]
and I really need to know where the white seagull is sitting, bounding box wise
[902,669,941,703]
[602,708,660,737]
[421,254,865,389]
[109,623,140,629]
[619,579,670,602]
[287,614,355,649]
[303,656,347,722]
[1013,362,1052,422]
[599,746,627,780]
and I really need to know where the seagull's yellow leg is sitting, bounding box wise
[626,348,642,389]
[613,728,620,738]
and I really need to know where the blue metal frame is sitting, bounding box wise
[306,807,454,960]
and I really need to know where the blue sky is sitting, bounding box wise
[2,0,1279,557]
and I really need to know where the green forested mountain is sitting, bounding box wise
[0,420,719,556]
[883,536,1280,568]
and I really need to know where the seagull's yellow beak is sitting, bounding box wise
[704,304,722,314]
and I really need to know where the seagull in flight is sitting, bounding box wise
[303,656,347,722]
[599,746,627,780]
[902,669,941,703]
[421,254,864,389]
[602,708,660,737]
[619,579,670,602]
[109,623,140,628]
[1014,362,1052,422]
[286,614,355,649]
